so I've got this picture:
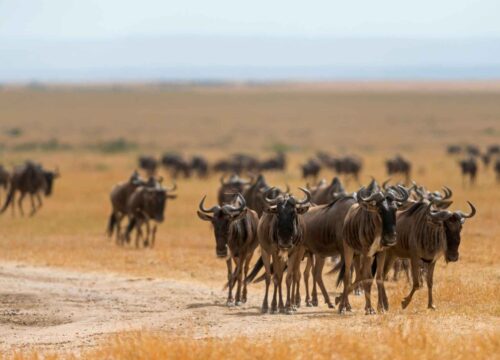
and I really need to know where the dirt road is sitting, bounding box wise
[0,262,496,352]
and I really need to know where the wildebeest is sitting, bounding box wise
[487,144,500,155]
[332,156,362,182]
[190,156,209,178]
[217,174,251,205]
[386,155,412,184]
[124,181,177,248]
[446,144,462,155]
[197,194,259,306]
[0,165,10,202]
[495,158,500,182]
[301,158,321,180]
[336,184,409,314]
[161,153,191,179]
[309,176,346,205]
[247,188,311,313]
[459,157,478,186]
[258,152,286,171]
[382,200,476,310]
[242,174,288,217]
[0,161,59,216]
[465,144,480,157]
[138,155,158,177]
[107,171,152,244]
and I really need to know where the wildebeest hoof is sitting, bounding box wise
[339,307,347,315]
[306,300,313,307]
[235,301,243,306]
[285,307,294,315]
[261,307,268,314]
[312,298,318,307]
[377,306,386,314]
[428,304,437,310]
[334,296,341,306]
[401,299,410,309]
[354,289,363,296]
[226,300,235,307]
[365,307,376,315]
[327,302,335,309]
[292,305,298,312]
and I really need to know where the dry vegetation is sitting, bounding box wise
[0,83,498,359]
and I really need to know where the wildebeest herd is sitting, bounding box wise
[448,143,500,185]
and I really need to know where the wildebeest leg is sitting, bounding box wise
[261,250,272,313]
[135,221,143,248]
[234,257,243,305]
[143,220,151,247]
[29,194,37,216]
[285,259,293,314]
[392,259,401,281]
[151,225,157,248]
[314,255,334,308]
[338,244,354,314]
[403,259,411,284]
[402,256,422,309]
[375,251,389,312]
[294,262,302,309]
[11,191,16,216]
[226,258,235,306]
[361,255,376,315]
[18,192,26,216]
[304,253,313,306]
[426,261,437,310]
[241,252,253,303]
[353,254,363,295]
[275,256,286,313]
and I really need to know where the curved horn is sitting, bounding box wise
[223,193,246,213]
[442,186,453,200]
[284,183,290,193]
[199,195,218,213]
[456,201,476,219]
[429,209,454,221]
[387,185,410,202]
[382,178,391,190]
[294,187,312,206]
[358,187,384,203]
[264,187,280,205]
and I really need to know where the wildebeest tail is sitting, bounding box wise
[0,187,14,214]
[245,256,264,284]
[336,259,345,288]
[107,212,117,237]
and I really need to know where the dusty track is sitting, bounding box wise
[0,262,497,353]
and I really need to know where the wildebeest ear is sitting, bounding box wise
[263,205,278,214]
[197,210,213,221]
[167,194,177,199]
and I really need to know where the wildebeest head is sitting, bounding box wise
[42,168,60,196]
[143,182,177,222]
[426,201,476,262]
[197,193,247,258]
[218,174,251,204]
[357,184,410,247]
[264,187,311,250]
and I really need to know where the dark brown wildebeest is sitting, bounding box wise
[332,156,362,183]
[259,152,286,172]
[138,155,158,177]
[107,171,151,244]
[190,156,209,178]
[459,157,478,186]
[124,181,177,248]
[247,188,311,314]
[382,200,476,310]
[465,144,480,157]
[0,165,10,202]
[197,194,259,306]
[0,161,59,216]
[242,174,288,217]
[161,153,191,179]
[446,144,462,155]
[495,158,500,182]
[301,158,321,180]
[217,174,251,205]
[310,176,346,205]
[336,184,409,314]
[386,155,412,184]
[487,144,500,156]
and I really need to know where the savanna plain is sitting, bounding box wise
[0,82,498,359]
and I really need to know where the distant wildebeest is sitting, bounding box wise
[247,188,311,314]
[190,156,209,178]
[336,184,410,314]
[0,165,10,202]
[258,152,286,172]
[161,153,191,179]
[124,181,177,248]
[386,155,412,184]
[242,174,288,217]
[331,156,362,183]
[217,174,251,205]
[301,158,321,180]
[197,194,259,306]
[138,155,158,177]
[0,161,59,216]
[382,200,476,310]
[487,144,500,156]
[446,144,462,155]
[480,153,491,169]
[309,176,346,205]
[459,157,478,186]
[465,144,480,157]
[107,171,152,244]
[495,158,500,182]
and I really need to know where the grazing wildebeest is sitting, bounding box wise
[495,158,500,182]
[190,156,209,178]
[446,144,462,155]
[0,161,59,216]
[217,174,251,205]
[107,171,152,244]
[301,158,321,180]
[138,155,158,177]
[336,184,409,314]
[465,144,480,157]
[386,155,412,184]
[247,188,311,314]
[124,181,177,248]
[242,174,288,217]
[310,176,346,205]
[259,152,286,171]
[382,200,476,310]
[459,157,478,186]
[161,153,191,179]
[197,194,259,306]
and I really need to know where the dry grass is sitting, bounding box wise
[0,84,499,358]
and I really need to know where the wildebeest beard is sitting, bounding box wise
[378,200,397,247]
[43,172,55,196]
[444,216,461,262]
[274,212,299,249]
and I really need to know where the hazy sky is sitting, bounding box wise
[1,1,500,82]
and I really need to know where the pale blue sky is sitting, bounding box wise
[1,1,500,82]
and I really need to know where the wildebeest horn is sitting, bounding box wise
[165,181,176,192]
[382,178,391,190]
[199,195,218,213]
[358,187,384,203]
[456,201,476,219]
[387,185,410,202]
[264,187,281,205]
[442,186,453,200]
[223,193,246,213]
[294,187,311,206]
[428,203,454,221]
[284,184,290,193]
